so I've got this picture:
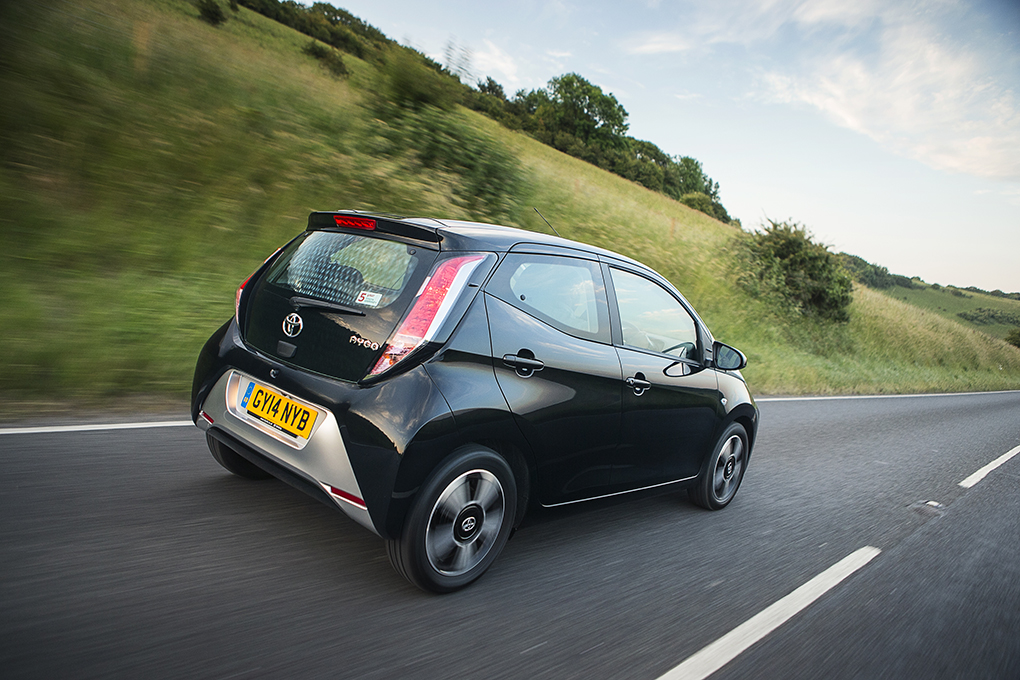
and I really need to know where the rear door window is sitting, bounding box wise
[486,253,610,343]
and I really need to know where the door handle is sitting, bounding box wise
[502,354,545,378]
[625,375,651,396]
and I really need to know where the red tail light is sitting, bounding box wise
[369,254,486,376]
[235,247,283,323]
[235,273,253,322]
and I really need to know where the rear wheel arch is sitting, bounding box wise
[475,438,533,527]
[384,421,536,538]
[386,443,518,592]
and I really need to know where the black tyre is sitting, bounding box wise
[387,446,517,593]
[206,433,272,480]
[689,422,747,510]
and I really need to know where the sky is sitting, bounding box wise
[336,0,1020,291]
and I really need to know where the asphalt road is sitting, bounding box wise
[1,391,1018,679]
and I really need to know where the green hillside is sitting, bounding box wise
[2,0,1019,410]
[878,284,1020,341]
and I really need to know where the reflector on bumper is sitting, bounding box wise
[322,483,367,510]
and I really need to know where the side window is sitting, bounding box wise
[486,253,610,343]
[610,267,698,359]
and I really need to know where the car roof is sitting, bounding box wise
[311,210,647,270]
[308,210,708,335]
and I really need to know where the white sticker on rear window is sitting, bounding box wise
[355,291,383,307]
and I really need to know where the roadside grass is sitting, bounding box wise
[1,0,1018,407]
[773,287,1020,394]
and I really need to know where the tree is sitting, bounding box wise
[540,73,628,149]
[672,156,718,199]
[1006,328,1020,349]
[443,39,474,84]
[477,77,506,101]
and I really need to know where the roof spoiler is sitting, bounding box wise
[307,211,442,243]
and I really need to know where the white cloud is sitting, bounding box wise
[475,39,522,88]
[622,0,865,55]
[624,0,1020,182]
[625,31,693,54]
[791,0,889,28]
[760,10,1020,181]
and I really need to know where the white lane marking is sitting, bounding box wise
[658,546,882,680]
[757,389,1020,402]
[0,421,193,436]
[959,444,1020,489]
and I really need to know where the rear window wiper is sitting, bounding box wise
[289,296,366,316]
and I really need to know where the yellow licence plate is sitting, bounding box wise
[240,382,318,439]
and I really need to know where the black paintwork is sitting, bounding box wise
[486,295,623,504]
[192,210,759,540]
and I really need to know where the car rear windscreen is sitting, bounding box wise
[243,231,436,382]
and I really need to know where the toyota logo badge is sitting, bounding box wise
[282,313,303,338]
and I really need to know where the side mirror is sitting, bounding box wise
[713,341,747,371]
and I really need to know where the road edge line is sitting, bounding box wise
[657,546,882,680]
[757,389,1020,403]
[0,421,193,436]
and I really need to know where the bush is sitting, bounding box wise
[366,106,523,221]
[839,253,894,288]
[738,219,854,322]
[680,192,714,215]
[302,40,348,78]
[197,0,227,26]
[957,308,1020,326]
[889,274,923,289]
[1006,328,1020,349]
[379,47,460,110]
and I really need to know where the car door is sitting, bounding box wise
[606,264,722,490]
[484,250,622,505]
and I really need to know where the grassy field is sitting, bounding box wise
[1,0,1019,410]
[877,284,1020,341]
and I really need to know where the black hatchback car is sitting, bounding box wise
[192,211,758,592]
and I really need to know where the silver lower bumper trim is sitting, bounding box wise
[199,370,378,536]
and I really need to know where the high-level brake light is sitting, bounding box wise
[369,254,486,376]
[334,215,376,230]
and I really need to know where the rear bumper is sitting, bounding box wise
[196,369,379,536]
